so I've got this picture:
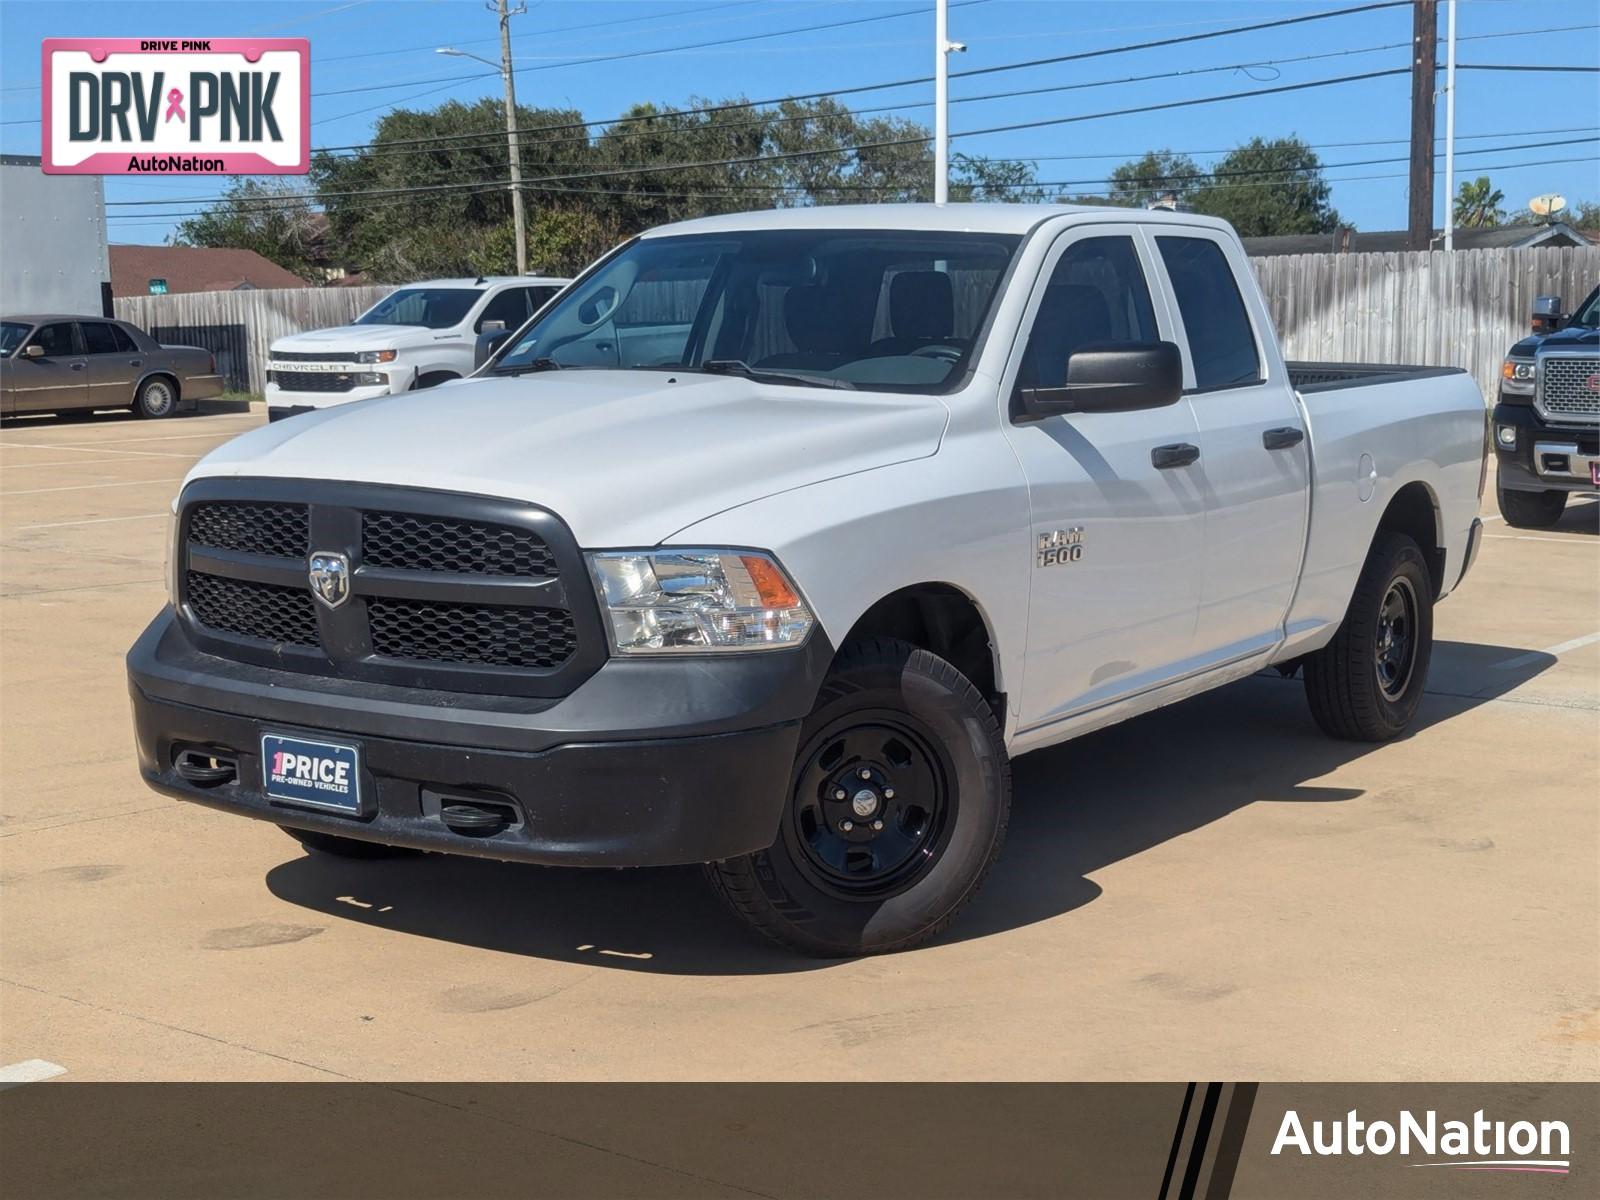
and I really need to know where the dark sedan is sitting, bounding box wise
[1,315,223,419]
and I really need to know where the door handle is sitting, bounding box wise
[1151,443,1200,469]
[129,359,142,367]
[70,362,85,371]
[1263,426,1304,450]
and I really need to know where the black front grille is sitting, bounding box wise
[368,599,577,669]
[272,371,358,393]
[186,571,320,648]
[176,481,602,699]
[188,501,309,559]
[272,350,359,363]
[363,512,557,577]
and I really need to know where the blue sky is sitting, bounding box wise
[3,0,1596,244]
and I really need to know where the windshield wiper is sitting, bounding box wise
[695,360,853,390]
[495,357,564,376]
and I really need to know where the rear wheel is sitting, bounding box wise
[706,638,1009,957]
[1304,532,1433,742]
[1496,485,1566,529]
[283,827,419,859]
[135,376,177,419]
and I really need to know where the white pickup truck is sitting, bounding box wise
[264,275,569,421]
[129,204,1487,956]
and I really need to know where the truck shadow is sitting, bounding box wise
[264,640,1555,975]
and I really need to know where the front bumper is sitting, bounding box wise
[1491,402,1599,493]
[128,610,832,867]
[265,379,400,413]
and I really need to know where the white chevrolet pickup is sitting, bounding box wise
[129,204,1487,955]
[264,275,569,421]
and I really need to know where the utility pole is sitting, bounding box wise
[496,0,528,274]
[1442,0,1457,251]
[1407,0,1438,251]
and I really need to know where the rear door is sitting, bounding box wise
[1147,229,1309,663]
[80,321,142,410]
[1000,224,1207,731]
[12,322,87,413]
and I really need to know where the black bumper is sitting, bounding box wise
[1492,401,1598,493]
[128,610,831,867]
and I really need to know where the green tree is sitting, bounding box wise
[1191,136,1339,237]
[1453,176,1505,228]
[1108,149,1203,209]
[949,153,1045,203]
[172,178,322,278]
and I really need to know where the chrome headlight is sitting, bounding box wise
[1500,358,1535,392]
[586,550,813,654]
[357,349,398,364]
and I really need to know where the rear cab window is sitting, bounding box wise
[1156,235,1263,392]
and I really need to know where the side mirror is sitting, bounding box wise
[23,343,44,358]
[474,328,514,370]
[1015,341,1184,420]
[1532,295,1564,333]
[479,319,506,334]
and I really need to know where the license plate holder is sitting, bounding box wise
[261,733,361,814]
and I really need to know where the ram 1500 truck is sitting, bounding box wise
[1492,284,1599,527]
[128,205,1487,956]
[265,275,569,421]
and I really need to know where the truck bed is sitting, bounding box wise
[1287,361,1467,393]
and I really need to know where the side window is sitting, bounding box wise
[30,323,77,357]
[111,324,140,353]
[527,286,560,311]
[1156,236,1262,391]
[80,322,120,355]
[1019,236,1157,390]
[475,288,530,333]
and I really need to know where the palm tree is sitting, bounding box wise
[1454,176,1505,228]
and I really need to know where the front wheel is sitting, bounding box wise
[1304,532,1434,742]
[134,375,177,419]
[1496,485,1566,529]
[706,638,1010,957]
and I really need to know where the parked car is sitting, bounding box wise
[264,275,570,421]
[1,314,222,418]
[1492,284,1599,527]
[128,204,1486,956]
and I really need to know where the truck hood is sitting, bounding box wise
[1509,325,1599,356]
[268,324,439,354]
[186,370,949,546]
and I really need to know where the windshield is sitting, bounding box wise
[356,288,479,330]
[1567,285,1599,328]
[493,229,1022,391]
[1,321,30,357]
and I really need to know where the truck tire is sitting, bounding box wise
[1496,485,1566,529]
[1304,531,1433,742]
[134,375,177,419]
[283,827,420,859]
[705,638,1009,956]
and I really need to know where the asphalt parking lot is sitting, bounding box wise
[2,404,1596,1083]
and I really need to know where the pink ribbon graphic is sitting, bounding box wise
[164,88,185,123]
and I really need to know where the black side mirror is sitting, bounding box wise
[1531,295,1565,334]
[474,328,514,370]
[1015,341,1183,420]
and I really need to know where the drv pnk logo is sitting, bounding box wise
[42,38,308,175]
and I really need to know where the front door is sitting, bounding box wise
[1000,226,1207,732]
[1148,231,1309,662]
[11,322,87,414]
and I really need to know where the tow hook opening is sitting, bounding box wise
[422,787,522,838]
[174,747,238,787]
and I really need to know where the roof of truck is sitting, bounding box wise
[400,275,572,288]
[641,202,1236,238]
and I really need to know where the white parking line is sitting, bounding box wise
[0,442,192,459]
[19,512,168,530]
[1485,533,1592,544]
[2,478,184,497]
[0,1059,67,1088]
[1493,631,1600,671]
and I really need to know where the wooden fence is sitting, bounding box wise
[113,245,1598,399]
[115,285,390,393]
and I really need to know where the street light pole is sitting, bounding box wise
[1443,0,1457,251]
[496,0,528,275]
[438,0,528,274]
[932,0,966,205]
